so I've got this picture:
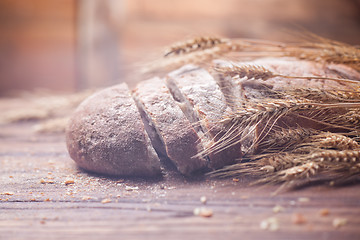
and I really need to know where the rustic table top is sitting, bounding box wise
[1,117,360,240]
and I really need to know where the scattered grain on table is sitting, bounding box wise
[260,217,279,231]
[1,192,14,195]
[319,208,330,216]
[82,196,92,201]
[273,205,284,213]
[101,198,112,204]
[292,213,307,224]
[193,207,213,217]
[64,178,75,185]
[125,186,139,191]
[298,197,310,203]
[333,218,347,228]
[200,196,207,204]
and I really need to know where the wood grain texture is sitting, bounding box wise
[1,102,360,239]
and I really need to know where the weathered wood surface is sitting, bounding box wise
[1,121,360,240]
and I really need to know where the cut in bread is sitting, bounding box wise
[166,65,242,169]
[66,83,162,177]
[132,77,207,175]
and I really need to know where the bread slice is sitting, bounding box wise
[166,65,242,169]
[132,77,207,175]
[66,83,162,177]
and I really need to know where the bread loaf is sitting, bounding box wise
[66,83,162,177]
[66,58,360,178]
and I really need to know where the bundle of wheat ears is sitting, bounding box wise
[147,33,360,190]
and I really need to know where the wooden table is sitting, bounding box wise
[1,120,360,240]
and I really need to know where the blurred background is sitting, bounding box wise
[1,0,360,96]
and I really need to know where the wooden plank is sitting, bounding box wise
[0,112,360,239]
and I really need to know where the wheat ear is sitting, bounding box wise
[164,37,231,57]
[214,64,360,84]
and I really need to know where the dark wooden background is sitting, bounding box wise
[1,0,360,95]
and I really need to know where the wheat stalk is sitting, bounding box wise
[214,63,360,84]
[230,32,360,71]
[156,33,360,190]
[145,33,360,75]
[283,88,360,103]
[310,133,360,150]
[310,150,360,163]
[283,32,360,71]
[201,97,360,159]
[257,128,316,153]
[164,37,231,57]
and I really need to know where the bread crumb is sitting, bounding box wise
[232,178,240,182]
[101,198,111,204]
[64,178,75,185]
[333,218,347,228]
[292,213,307,224]
[125,186,139,191]
[319,208,330,216]
[272,205,284,213]
[260,217,279,231]
[193,207,213,217]
[200,196,207,204]
[82,196,92,201]
[40,178,54,184]
[298,197,310,203]
[2,192,14,196]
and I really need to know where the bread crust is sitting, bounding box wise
[66,83,162,177]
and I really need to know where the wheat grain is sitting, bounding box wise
[281,162,320,180]
[215,63,359,85]
[284,34,360,71]
[214,64,275,80]
[310,150,360,163]
[311,133,359,150]
[257,128,315,153]
[337,109,360,125]
[284,88,360,103]
[164,37,230,57]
